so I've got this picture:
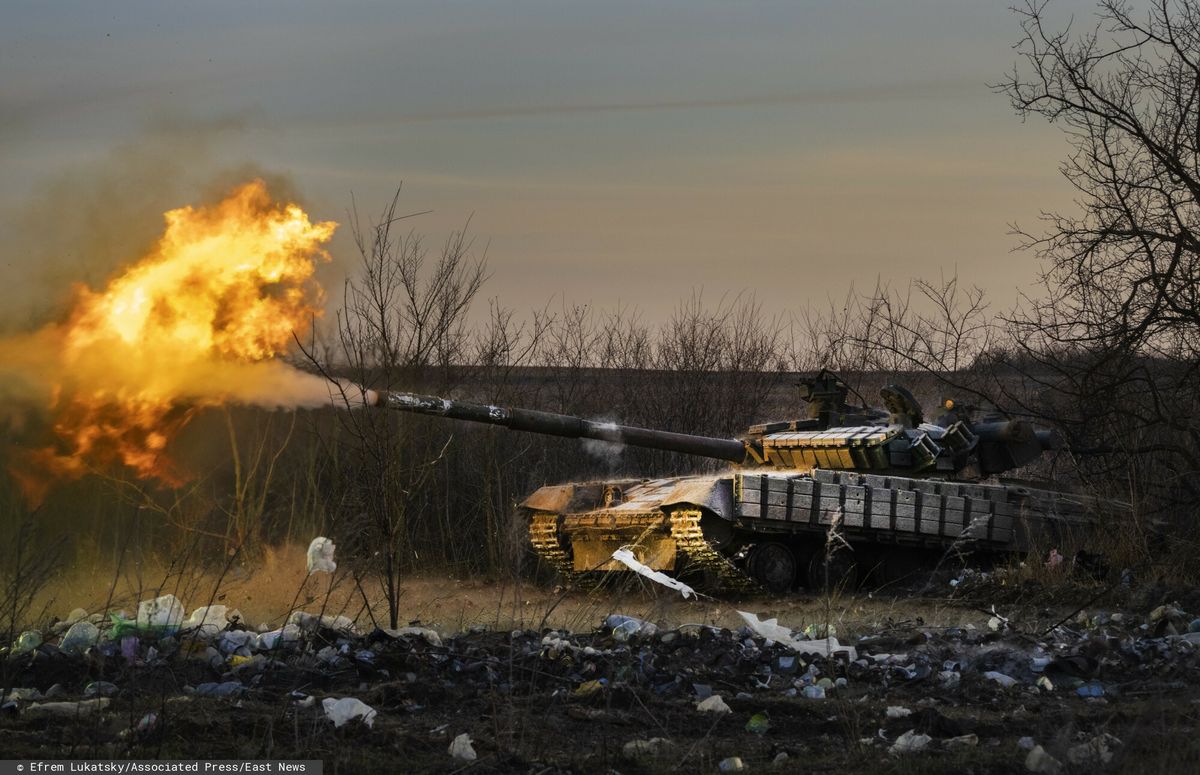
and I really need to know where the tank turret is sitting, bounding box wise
[372,369,1059,480]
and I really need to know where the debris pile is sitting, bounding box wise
[4,593,1200,769]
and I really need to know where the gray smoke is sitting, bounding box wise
[581,418,625,471]
[0,113,297,333]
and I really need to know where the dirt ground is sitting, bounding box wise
[5,550,1200,773]
[35,543,990,635]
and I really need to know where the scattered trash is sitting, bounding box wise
[136,594,185,632]
[322,697,377,728]
[184,605,232,638]
[11,630,42,655]
[1150,604,1188,635]
[622,738,674,760]
[121,712,159,739]
[307,536,337,574]
[737,611,857,660]
[745,711,771,734]
[984,671,1018,688]
[448,733,477,761]
[1067,733,1120,765]
[7,588,1198,767]
[803,623,837,639]
[574,679,605,697]
[3,688,43,702]
[718,757,746,772]
[59,619,100,655]
[24,698,111,719]
[1046,548,1064,569]
[217,629,255,655]
[606,614,658,641]
[84,681,118,698]
[889,729,932,755]
[1024,744,1062,774]
[611,547,696,599]
[697,695,731,713]
[381,626,442,647]
[257,624,302,650]
[736,611,795,643]
[938,670,961,687]
[193,681,244,698]
[289,611,358,636]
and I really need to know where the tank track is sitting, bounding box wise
[669,509,760,594]
[529,508,760,593]
[528,511,580,585]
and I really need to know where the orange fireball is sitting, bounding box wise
[13,180,336,500]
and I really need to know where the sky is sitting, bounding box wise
[0,0,1104,328]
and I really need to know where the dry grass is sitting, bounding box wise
[27,540,1004,637]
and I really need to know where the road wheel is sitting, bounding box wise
[747,542,797,593]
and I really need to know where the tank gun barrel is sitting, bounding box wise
[376,391,749,463]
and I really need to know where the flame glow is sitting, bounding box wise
[7,180,338,500]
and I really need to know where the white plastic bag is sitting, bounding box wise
[889,729,932,755]
[307,537,337,574]
[611,548,696,599]
[322,697,377,728]
[448,733,477,761]
[257,623,302,650]
[697,695,731,714]
[737,611,857,660]
[136,594,185,630]
[184,605,229,638]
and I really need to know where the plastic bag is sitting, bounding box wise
[605,614,658,642]
[135,594,184,633]
[60,620,100,655]
[611,547,695,599]
[737,611,857,660]
[184,605,229,638]
[307,537,337,574]
[11,631,42,655]
[322,696,376,728]
[448,733,477,761]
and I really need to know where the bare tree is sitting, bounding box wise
[313,189,487,628]
[997,0,1200,508]
[795,274,1000,412]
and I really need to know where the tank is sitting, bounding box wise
[372,371,1125,592]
